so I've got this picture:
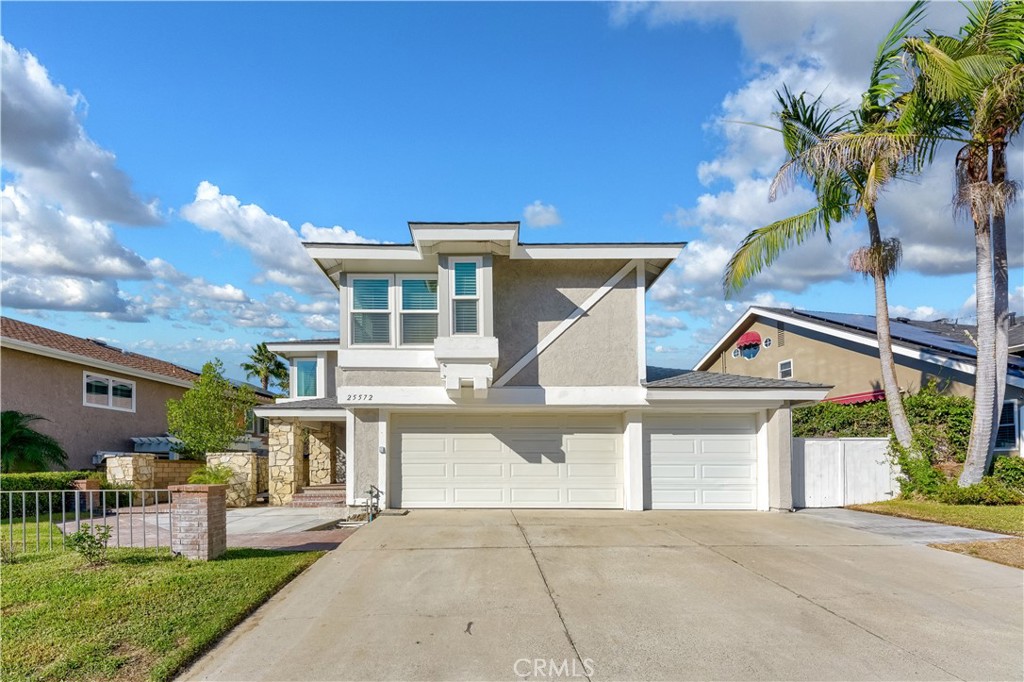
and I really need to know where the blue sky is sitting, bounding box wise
[2,2,1021,382]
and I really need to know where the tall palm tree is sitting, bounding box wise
[724,2,928,449]
[1,411,68,473]
[240,342,288,392]
[902,0,1024,483]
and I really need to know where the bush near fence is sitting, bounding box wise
[1,472,96,519]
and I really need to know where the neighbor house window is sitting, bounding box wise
[778,359,793,380]
[399,276,438,345]
[350,276,392,345]
[83,372,135,412]
[294,359,318,398]
[995,401,1019,450]
[451,259,480,335]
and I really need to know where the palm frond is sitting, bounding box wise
[863,0,928,116]
[723,208,834,295]
[849,238,903,280]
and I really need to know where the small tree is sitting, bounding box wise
[0,411,68,473]
[166,360,258,460]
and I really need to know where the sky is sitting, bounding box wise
[1,1,1022,382]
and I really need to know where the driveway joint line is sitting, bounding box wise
[703,543,966,682]
[511,512,592,682]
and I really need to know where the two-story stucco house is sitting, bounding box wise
[256,222,828,511]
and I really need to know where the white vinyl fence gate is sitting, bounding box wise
[792,438,899,508]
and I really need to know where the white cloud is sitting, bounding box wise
[303,314,338,332]
[0,39,159,225]
[889,305,943,322]
[0,273,130,313]
[1,184,151,280]
[181,181,374,295]
[298,222,378,244]
[646,313,687,338]
[523,200,562,228]
[652,344,681,354]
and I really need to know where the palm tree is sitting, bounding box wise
[723,2,928,449]
[1,411,68,473]
[902,0,1024,484]
[240,342,288,392]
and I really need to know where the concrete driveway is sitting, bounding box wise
[182,510,1022,681]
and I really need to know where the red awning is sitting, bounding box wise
[827,390,886,405]
[736,331,762,347]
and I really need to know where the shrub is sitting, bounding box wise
[66,523,113,565]
[0,471,96,519]
[167,360,257,460]
[889,437,946,498]
[935,477,1024,506]
[993,456,1024,492]
[187,464,233,485]
[0,411,68,473]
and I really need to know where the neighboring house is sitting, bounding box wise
[257,222,828,511]
[693,307,1024,456]
[0,317,273,470]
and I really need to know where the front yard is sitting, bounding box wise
[850,499,1024,569]
[0,547,322,681]
[849,499,1024,536]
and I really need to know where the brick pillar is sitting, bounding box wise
[168,484,227,560]
[307,422,336,486]
[268,419,303,505]
[72,479,102,511]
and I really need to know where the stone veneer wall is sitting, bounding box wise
[153,460,202,488]
[206,452,258,507]
[268,419,304,505]
[105,454,156,504]
[307,422,336,486]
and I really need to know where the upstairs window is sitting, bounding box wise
[399,276,438,345]
[350,277,391,345]
[995,401,1019,450]
[83,372,135,412]
[451,259,480,335]
[778,359,793,380]
[295,358,318,397]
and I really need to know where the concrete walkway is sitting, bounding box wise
[181,510,1022,681]
[797,507,1015,544]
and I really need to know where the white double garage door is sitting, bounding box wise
[390,413,758,510]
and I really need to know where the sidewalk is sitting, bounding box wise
[796,507,1013,544]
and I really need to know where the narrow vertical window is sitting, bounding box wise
[778,359,793,380]
[295,359,318,397]
[451,260,479,335]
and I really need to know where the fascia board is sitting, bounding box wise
[645,387,832,402]
[1,338,195,389]
[305,245,422,261]
[514,244,684,260]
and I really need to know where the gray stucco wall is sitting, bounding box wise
[352,408,380,499]
[0,348,188,471]
[493,256,638,387]
[767,406,794,511]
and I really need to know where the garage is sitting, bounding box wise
[645,414,758,510]
[390,413,623,508]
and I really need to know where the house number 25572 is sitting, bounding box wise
[346,394,374,401]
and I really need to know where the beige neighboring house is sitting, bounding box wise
[0,317,273,471]
[256,222,829,512]
[693,307,1024,457]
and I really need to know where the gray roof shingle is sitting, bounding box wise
[258,396,342,411]
[645,366,829,390]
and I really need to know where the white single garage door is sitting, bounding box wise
[390,414,623,508]
[646,415,758,510]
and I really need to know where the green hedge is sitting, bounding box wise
[793,382,973,463]
[0,471,98,519]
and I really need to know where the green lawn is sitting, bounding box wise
[850,500,1024,536]
[1,547,322,681]
[1,514,75,554]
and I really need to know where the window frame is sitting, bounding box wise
[82,372,136,413]
[449,257,482,336]
[348,274,395,348]
[995,399,1020,452]
[778,359,794,380]
[397,274,439,347]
